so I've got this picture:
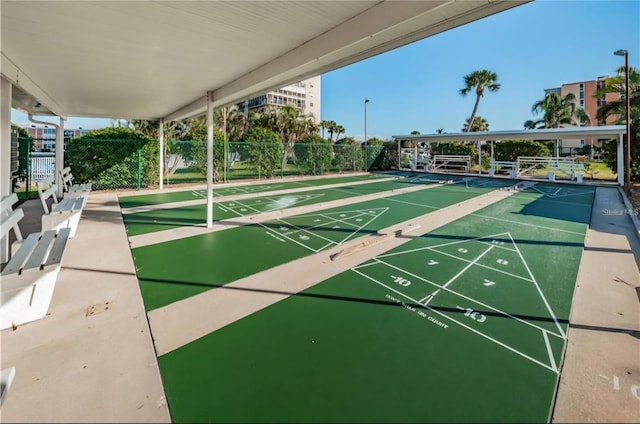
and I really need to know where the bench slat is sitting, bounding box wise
[1,233,40,275]
[0,193,19,212]
[23,231,56,271]
[52,197,85,213]
[44,228,71,268]
[1,208,24,242]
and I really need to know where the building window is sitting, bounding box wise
[309,102,313,107]
[580,140,585,146]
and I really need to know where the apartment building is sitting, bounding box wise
[238,76,321,122]
[544,76,621,154]
[23,126,89,151]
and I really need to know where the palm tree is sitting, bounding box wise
[530,92,589,129]
[462,115,489,132]
[334,124,345,141]
[527,92,590,156]
[459,70,500,133]
[595,65,640,125]
[325,120,337,143]
[319,120,332,140]
[595,65,640,177]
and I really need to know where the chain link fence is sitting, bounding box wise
[12,137,393,194]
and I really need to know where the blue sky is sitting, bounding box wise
[12,0,639,140]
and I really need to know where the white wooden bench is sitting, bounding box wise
[59,166,92,197]
[37,175,87,238]
[1,194,71,330]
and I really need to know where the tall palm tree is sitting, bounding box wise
[319,120,332,140]
[459,70,500,133]
[462,115,489,132]
[334,124,345,141]
[325,120,337,143]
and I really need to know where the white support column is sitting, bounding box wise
[206,92,214,228]
[159,119,164,190]
[56,117,65,198]
[1,77,11,263]
[490,140,495,177]
[1,77,11,197]
[397,140,400,171]
[618,133,624,186]
[477,140,482,176]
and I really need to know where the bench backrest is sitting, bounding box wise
[1,194,24,244]
[60,167,73,191]
[37,175,59,214]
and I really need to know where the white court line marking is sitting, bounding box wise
[192,190,206,198]
[222,198,262,215]
[508,233,566,339]
[306,208,389,251]
[262,194,325,212]
[336,207,388,246]
[543,330,558,372]
[378,233,517,259]
[419,245,494,304]
[529,186,594,200]
[383,198,440,209]
[257,222,320,253]
[351,269,558,373]
[271,219,342,246]
[422,248,534,283]
[372,259,563,338]
[285,211,378,236]
[470,213,585,236]
[426,232,516,252]
[263,208,388,253]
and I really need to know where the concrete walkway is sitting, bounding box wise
[1,193,170,423]
[552,187,640,423]
[1,183,638,422]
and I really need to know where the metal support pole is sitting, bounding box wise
[624,53,631,193]
[159,119,164,189]
[206,92,214,228]
[618,133,624,187]
[0,77,11,263]
[56,117,65,198]
[477,140,482,176]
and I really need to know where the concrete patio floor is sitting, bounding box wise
[0,181,638,423]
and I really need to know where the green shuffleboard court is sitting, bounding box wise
[154,183,595,423]
[132,178,511,311]
[122,173,467,237]
[118,173,392,209]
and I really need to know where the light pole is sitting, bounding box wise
[364,98,370,146]
[614,49,631,193]
[364,98,370,171]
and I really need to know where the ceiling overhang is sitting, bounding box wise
[1,1,530,122]
[393,126,628,143]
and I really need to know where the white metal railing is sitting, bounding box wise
[432,155,470,172]
[30,154,55,181]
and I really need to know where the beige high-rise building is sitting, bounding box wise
[239,76,321,122]
[544,76,620,155]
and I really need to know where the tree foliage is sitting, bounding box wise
[65,127,159,190]
[488,140,551,162]
[295,135,333,175]
[459,69,500,133]
[242,127,283,178]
